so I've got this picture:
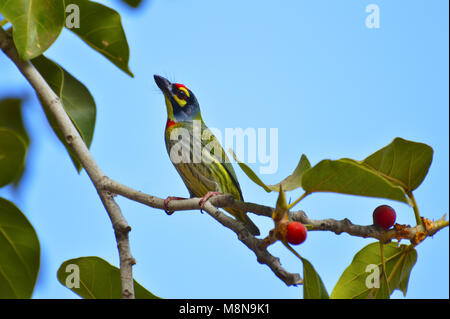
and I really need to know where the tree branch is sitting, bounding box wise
[102,177,448,244]
[100,178,301,285]
[201,201,302,286]
[289,211,449,245]
[0,27,135,299]
[101,178,448,286]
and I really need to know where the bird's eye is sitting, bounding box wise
[177,90,187,100]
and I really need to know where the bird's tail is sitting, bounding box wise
[224,207,260,236]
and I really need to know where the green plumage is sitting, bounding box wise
[165,121,260,235]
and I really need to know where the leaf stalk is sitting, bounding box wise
[288,192,309,210]
[408,192,423,227]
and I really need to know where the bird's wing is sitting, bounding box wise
[200,124,244,201]
[164,121,243,200]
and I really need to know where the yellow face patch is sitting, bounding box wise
[178,86,190,97]
[173,86,190,107]
[173,95,187,107]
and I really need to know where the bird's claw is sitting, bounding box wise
[163,196,187,215]
[199,191,222,211]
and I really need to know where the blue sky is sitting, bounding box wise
[0,0,448,298]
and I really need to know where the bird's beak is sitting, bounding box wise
[154,75,172,96]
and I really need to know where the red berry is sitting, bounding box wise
[373,205,396,229]
[286,222,307,245]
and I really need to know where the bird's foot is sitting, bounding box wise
[163,196,187,215]
[199,191,222,211]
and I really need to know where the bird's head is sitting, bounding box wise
[154,75,201,123]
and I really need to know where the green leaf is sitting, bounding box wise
[362,137,433,192]
[397,248,417,295]
[330,242,417,299]
[268,154,311,191]
[65,0,133,77]
[375,274,391,299]
[0,0,65,59]
[230,150,311,193]
[57,256,160,299]
[301,158,409,204]
[32,55,96,172]
[301,257,329,299]
[0,98,30,186]
[119,0,143,8]
[0,129,27,187]
[230,149,272,192]
[272,186,288,222]
[279,240,328,299]
[0,98,29,146]
[0,197,40,298]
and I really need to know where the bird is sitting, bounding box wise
[154,74,260,236]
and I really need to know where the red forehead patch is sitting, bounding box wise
[174,83,188,91]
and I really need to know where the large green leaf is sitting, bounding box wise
[57,256,160,299]
[0,0,65,59]
[0,197,40,298]
[330,242,417,299]
[301,257,329,299]
[0,98,30,185]
[32,55,96,172]
[65,0,133,76]
[362,137,433,192]
[0,129,27,187]
[231,150,311,192]
[301,158,409,204]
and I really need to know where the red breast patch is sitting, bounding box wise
[166,118,177,129]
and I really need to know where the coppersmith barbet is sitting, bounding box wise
[154,75,260,236]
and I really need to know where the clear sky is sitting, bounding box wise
[0,0,448,298]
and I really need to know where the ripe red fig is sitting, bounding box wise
[373,205,396,229]
[286,221,307,245]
